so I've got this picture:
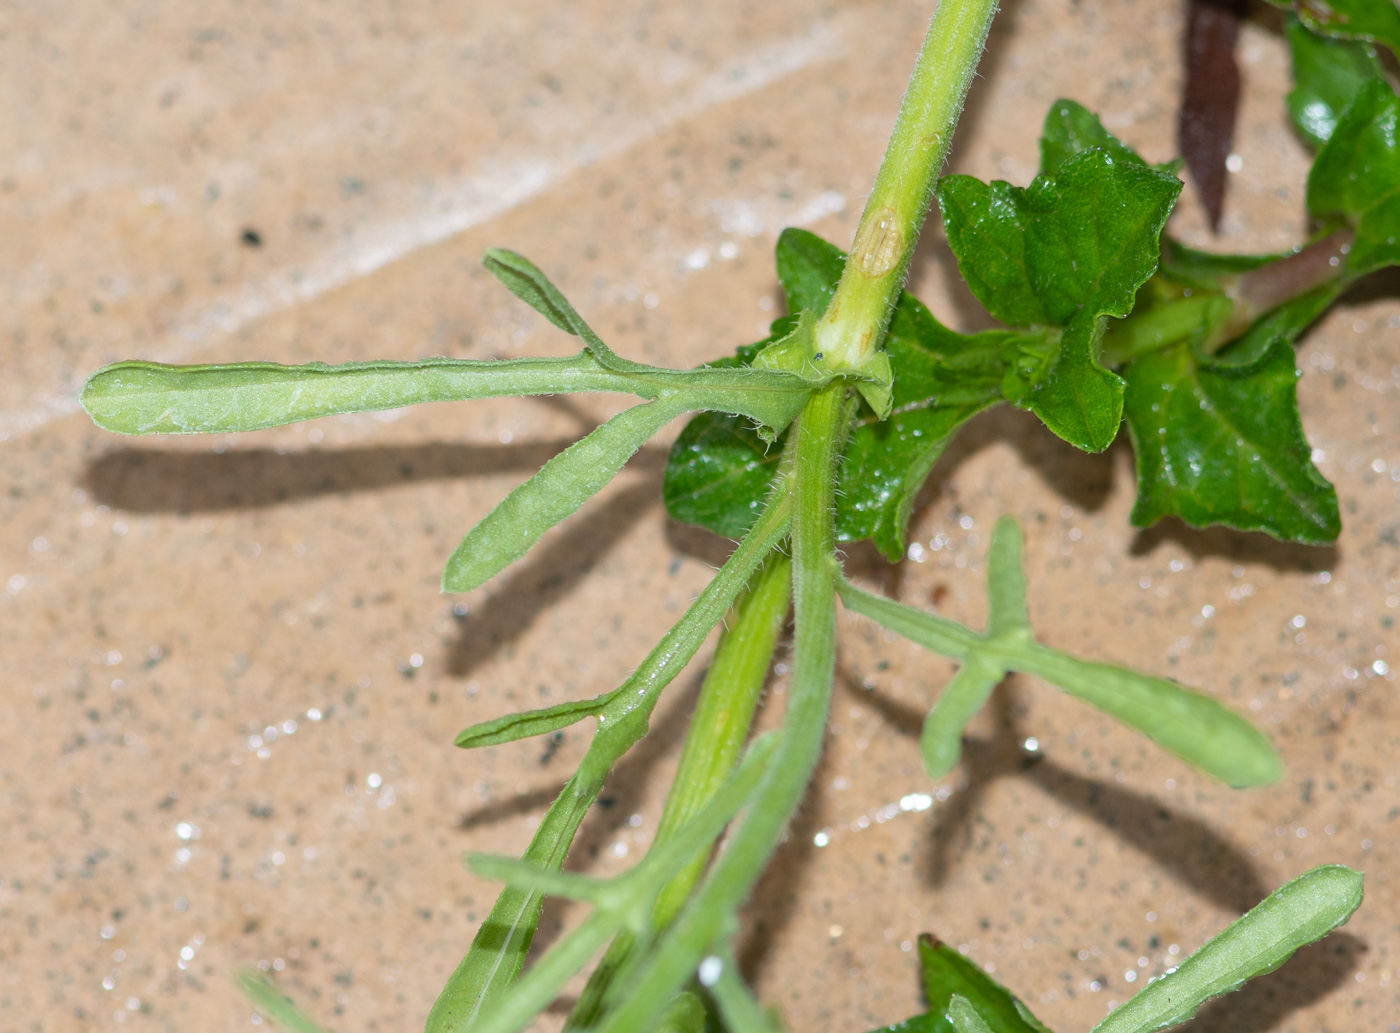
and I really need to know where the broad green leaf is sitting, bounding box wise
[237,969,333,1033]
[1265,0,1400,59]
[1093,865,1363,1033]
[1039,99,1148,177]
[81,354,647,435]
[865,935,1052,1033]
[1122,339,1340,544]
[663,409,783,538]
[1307,77,1400,277]
[948,997,994,1033]
[663,229,1007,559]
[455,693,617,748]
[939,148,1182,451]
[443,397,688,592]
[921,653,1006,779]
[1286,16,1385,148]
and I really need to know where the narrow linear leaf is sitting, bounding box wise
[1122,339,1340,544]
[1286,15,1385,148]
[985,516,1030,636]
[1006,643,1284,787]
[443,397,686,592]
[427,494,791,1033]
[237,969,333,1033]
[483,249,639,372]
[80,354,647,436]
[455,693,616,749]
[466,856,613,905]
[835,574,980,659]
[1093,865,1364,1033]
[921,653,1006,779]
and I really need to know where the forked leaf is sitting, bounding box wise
[455,693,617,749]
[921,653,1006,779]
[1307,77,1400,277]
[1093,865,1363,1033]
[443,397,687,592]
[81,354,645,435]
[1122,339,1340,544]
[1285,15,1385,148]
[836,517,1283,788]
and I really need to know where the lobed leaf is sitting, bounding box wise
[1286,15,1385,148]
[1307,77,1400,278]
[443,397,688,592]
[1122,339,1340,544]
[1093,865,1363,1033]
[939,149,1181,451]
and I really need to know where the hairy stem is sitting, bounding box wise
[815,0,1000,370]
[592,382,849,1033]
[563,552,792,1031]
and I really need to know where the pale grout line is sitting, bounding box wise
[6,23,842,442]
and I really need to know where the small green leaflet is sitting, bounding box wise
[663,229,1006,561]
[1122,338,1340,545]
[1308,77,1400,278]
[1093,865,1363,1033]
[1265,0,1400,61]
[1285,15,1385,148]
[867,934,1052,1033]
[938,122,1181,452]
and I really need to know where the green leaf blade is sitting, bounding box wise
[921,653,1006,779]
[1286,16,1385,148]
[1307,78,1400,278]
[455,694,615,749]
[1093,865,1363,1033]
[1039,99,1147,177]
[662,411,781,539]
[937,176,1050,328]
[80,355,648,436]
[443,398,685,592]
[1122,340,1340,544]
[1266,0,1400,59]
[1021,312,1124,453]
[1009,643,1284,788]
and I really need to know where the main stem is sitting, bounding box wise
[593,382,848,1033]
[814,0,1000,370]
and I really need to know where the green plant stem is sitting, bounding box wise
[592,381,849,1033]
[563,552,792,1031]
[427,484,793,1033]
[814,0,999,370]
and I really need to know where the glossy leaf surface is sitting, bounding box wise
[1286,16,1385,148]
[1122,340,1340,544]
[1307,78,1400,277]
[939,149,1181,451]
[1265,0,1400,59]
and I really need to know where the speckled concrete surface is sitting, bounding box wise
[2,2,1396,1031]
